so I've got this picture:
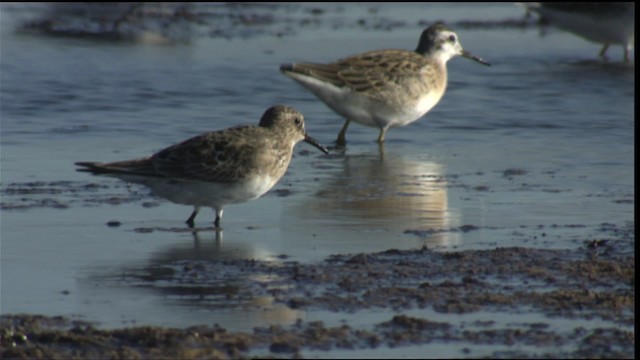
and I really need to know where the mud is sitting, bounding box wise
[1,221,634,359]
[14,3,535,43]
[0,181,140,211]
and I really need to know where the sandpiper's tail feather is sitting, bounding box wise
[75,162,113,174]
[75,159,158,177]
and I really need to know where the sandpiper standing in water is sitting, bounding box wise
[76,105,328,228]
[280,22,490,145]
[523,2,635,63]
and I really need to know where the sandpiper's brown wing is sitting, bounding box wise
[282,49,429,96]
[150,125,262,183]
[76,125,263,183]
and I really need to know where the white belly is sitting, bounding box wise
[288,72,444,129]
[118,173,278,208]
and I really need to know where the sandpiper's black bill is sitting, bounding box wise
[462,50,491,66]
[304,134,329,154]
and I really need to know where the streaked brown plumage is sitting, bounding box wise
[76,105,328,228]
[281,23,490,145]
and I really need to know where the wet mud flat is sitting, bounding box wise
[1,222,634,359]
[10,2,535,43]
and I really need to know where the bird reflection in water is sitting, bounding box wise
[289,147,462,248]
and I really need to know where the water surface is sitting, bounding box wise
[0,2,634,354]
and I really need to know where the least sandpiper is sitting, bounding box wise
[76,105,328,228]
[524,2,635,63]
[280,23,490,145]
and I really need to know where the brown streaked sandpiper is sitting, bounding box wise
[76,105,328,228]
[280,22,490,145]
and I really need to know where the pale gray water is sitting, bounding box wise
[0,3,634,357]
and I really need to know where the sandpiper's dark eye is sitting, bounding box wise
[449,34,456,42]
[294,117,302,125]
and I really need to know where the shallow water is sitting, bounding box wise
[0,2,634,355]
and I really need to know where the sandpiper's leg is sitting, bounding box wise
[336,119,351,146]
[377,141,386,157]
[186,206,201,227]
[598,44,610,58]
[377,126,389,143]
[214,208,223,228]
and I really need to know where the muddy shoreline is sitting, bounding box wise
[1,222,634,359]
